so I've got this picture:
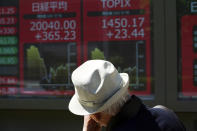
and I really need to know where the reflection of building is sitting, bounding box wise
[25,43,77,91]
[88,40,146,91]
[67,43,76,86]
[27,45,47,81]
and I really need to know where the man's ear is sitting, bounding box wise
[83,115,101,131]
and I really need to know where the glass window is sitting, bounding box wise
[177,0,197,99]
[83,0,153,97]
[0,0,154,100]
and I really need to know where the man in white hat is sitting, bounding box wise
[69,60,185,131]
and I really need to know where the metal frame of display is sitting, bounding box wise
[0,0,165,110]
[166,0,197,112]
[142,0,165,107]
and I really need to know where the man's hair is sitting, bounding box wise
[102,91,130,116]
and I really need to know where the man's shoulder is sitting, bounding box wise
[148,106,186,131]
[107,95,186,131]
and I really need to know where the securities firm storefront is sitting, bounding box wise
[0,0,197,130]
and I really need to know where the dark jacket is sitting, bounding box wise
[106,95,186,131]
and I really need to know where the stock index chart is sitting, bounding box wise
[0,0,153,98]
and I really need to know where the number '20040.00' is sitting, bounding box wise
[30,20,76,31]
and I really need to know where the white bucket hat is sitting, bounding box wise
[68,60,129,115]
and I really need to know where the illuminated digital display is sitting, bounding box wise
[83,0,152,95]
[181,16,197,96]
[0,0,18,95]
[177,0,197,97]
[0,0,153,97]
[19,0,81,96]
